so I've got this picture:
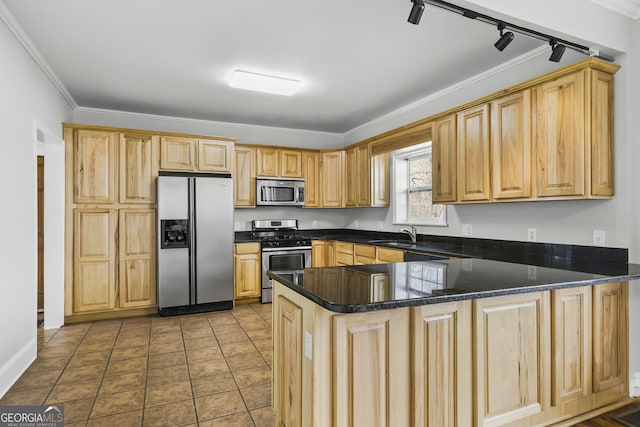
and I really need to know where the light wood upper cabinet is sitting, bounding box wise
[590,70,615,197]
[73,208,117,313]
[413,301,472,427]
[491,89,532,199]
[474,292,550,427]
[234,146,256,207]
[333,308,410,426]
[535,70,586,197]
[74,129,117,204]
[320,151,344,207]
[197,139,233,173]
[234,242,261,299]
[119,134,158,204]
[280,149,303,178]
[457,104,491,202]
[257,148,279,177]
[371,152,390,207]
[302,151,320,207]
[432,115,457,203]
[160,136,196,171]
[119,209,156,308]
[344,147,358,207]
[345,144,375,207]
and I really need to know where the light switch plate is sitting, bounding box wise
[462,259,473,271]
[312,220,318,229]
[528,228,537,242]
[593,230,606,246]
[528,266,537,280]
[304,330,312,360]
[462,224,472,236]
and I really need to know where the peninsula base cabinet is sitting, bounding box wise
[273,281,629,427]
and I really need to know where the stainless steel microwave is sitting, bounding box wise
[256,178,305,206]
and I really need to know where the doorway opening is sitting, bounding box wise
[37,154,44,328]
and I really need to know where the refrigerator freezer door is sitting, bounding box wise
[157,176,190,309]
[194,177,234,304]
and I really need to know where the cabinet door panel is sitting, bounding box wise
[551,287,591,405]
[302,152,320,207]
[257,148,278,176]
[593,282,627,393]
[491,90,531,199]
[280,150,302,178]
[475,292,550,427]
[275,296,303,427]
[371,153,390,207]
[119,209,156,308]
[160,136,195,170]
[413,301,472,427]
[432,116,457,203]
[120,134,157,204]
[74,130,116,204]
[535,70,585,197]
[73,209,116,312]
[320,151,343,207]
[344,148,357,207]
[356,145,371,206]
[197,139,233,173]
[333,308,410,427]
[457,104,491,201]
[234,146,256,207]
[590,70,615,196]
[234,243,261,299]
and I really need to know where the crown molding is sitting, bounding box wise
[345,45,549,142]
[0,1,77,109]
[74,106,344,139]
[589,0,640,19]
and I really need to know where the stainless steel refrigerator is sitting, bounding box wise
[157,172,234,316]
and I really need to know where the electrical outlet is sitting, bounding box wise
[377,221,384,230]
[528,228,537,242]
[593,230,606,246]
[528,266,537,280]
[234,222,241,231]
[462,259,473,271]
[304,330,313,360]
[312,220,318,229]
[353,220,359,228]
[462,224,472,236]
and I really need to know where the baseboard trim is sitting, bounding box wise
[0,338,37,399]
[64,307,158,324]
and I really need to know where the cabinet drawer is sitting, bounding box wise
[377,247,404,263]
[354,244,376,258]
[355,255,376,265]
[235,242,261,255]
[336,242,354,254]
[336,252,354,266]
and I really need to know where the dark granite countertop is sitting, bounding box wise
[268,259,640,313]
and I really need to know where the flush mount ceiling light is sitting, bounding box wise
[494,24,514,52]
[228,70,302,96]
[406,0,614,63]
[549,40,566,62]
[407,0,425,25]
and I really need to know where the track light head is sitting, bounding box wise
[549,41,566,62]
[408,0,425,25]
[494,25,514,51]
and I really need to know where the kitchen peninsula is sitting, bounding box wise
[269,258,640,426]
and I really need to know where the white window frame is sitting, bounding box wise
[391,142,447,227]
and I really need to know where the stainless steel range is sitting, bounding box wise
[252,219,311,303]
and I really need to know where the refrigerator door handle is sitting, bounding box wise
[189,177,197,305]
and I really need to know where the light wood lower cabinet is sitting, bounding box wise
[354,244,376,265]
[119,209,156,308]
[234,242,261,300]
[311,240,327,267]
[335,241,354,266]
[273,281,629,427]
[376,247,404,263]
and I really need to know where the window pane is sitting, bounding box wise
[409,190,443,219]
[409,156,430,188]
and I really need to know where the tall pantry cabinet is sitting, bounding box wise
[64,126,159,321]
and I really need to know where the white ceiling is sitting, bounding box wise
[0,0,629,133]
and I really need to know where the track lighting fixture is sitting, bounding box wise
[494,24,514,52]
[549,41,566,62]
[406,0,614,62]
[407,0,425,25]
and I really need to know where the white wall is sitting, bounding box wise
[0,18,72,397]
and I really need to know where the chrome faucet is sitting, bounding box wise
[400,225,417,244]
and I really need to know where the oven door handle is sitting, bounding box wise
[261,246,312,252]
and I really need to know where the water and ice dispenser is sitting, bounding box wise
[160,219,189,249]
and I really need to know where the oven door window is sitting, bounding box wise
[269,253,305,271]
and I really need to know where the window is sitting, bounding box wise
[391,142,446,226]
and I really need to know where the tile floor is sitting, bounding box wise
[1,303,276,426]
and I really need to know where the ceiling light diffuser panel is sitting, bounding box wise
[228,71,302,96]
